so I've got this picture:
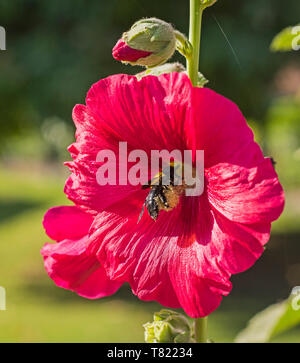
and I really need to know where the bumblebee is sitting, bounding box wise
[138,163,184,222]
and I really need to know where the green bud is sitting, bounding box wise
[143,309,194,343]
[197,71,209,87]
[123,18,176,67]
[174,30,193,58]
[136,62,185,80]
[200,0,218,9]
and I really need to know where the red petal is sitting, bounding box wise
[85,73,191,152]
[187,87,262,168]
[210,211,271,275]
[41,236,121,299]
[112,39,152,62]
[207,159,284,224]
[86,195,232,317]
[43,206,93,242]
[65,73,193,213]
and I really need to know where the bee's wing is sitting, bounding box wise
[150,174,162,185]
[173,164,183,184]
[161,163,182,185]
[137,199,147,224]
[142,174,161,188]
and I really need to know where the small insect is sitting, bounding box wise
[270,157,276,168]
[138,163,184,223]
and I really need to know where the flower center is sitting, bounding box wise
[138,162,186,222]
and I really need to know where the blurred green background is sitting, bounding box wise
[0,0,300,342]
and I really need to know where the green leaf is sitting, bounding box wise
[136,62,185,80]
[235,292,300,343]
[270,24,300,52]
[197,72,209,88]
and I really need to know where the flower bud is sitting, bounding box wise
[112,18,176,67]
[112,39,153,64]
[143,309,194,343]
[200,0,218,8]
[197,71,208,87]
[136,62,185,80]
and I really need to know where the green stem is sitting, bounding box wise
[194,317,207,343]
[187,0,204,86]
[189,1,208,342]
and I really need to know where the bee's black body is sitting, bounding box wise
[138,163,182,223]
[145,185,171,221]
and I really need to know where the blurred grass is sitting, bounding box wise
[0,166,299,342]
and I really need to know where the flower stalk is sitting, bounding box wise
[187,0,204,86]
[187,0,212,341]
[194,317,207,343]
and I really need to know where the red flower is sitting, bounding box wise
[112,39,152,63]
[41,73,284,317]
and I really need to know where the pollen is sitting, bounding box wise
[157,184,186,212]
